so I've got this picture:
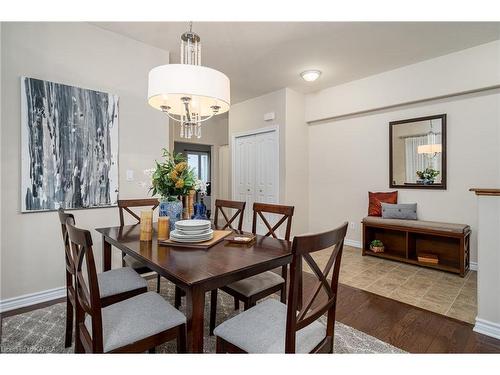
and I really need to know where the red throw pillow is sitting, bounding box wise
[368,191,398,217]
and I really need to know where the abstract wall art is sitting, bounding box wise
[21,77,119,212]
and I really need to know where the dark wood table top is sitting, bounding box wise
[96,223,292,291]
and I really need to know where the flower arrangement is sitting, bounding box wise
[150,149,197,201]
[416,168,440,184]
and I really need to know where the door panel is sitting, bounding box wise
[234,135,256,230]
[234,130,278,233]
[254,131,278,235]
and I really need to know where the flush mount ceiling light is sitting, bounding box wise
[148,22,230,140]
[300,70,322,82]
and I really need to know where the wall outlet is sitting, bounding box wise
[349,222,357,231]
[126,169,134,182]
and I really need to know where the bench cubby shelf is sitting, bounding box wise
[362,219,471,277]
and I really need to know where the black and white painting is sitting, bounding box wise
[21,77,119,212]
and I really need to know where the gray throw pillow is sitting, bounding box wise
[381,203,417,220]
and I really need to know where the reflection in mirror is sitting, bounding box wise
[390,114,446,189]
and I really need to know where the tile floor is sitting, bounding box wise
[307,245,477,324]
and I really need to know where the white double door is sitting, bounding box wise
[234,129,279,233]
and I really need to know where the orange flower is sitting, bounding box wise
[175,162,187,172]
[169,170,178,181]
[175,179,185,189]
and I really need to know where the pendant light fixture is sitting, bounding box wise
[148,22,230,139]
[417,119,443,157]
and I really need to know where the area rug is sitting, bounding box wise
[1,278,405,354]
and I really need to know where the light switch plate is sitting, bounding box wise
[126,169,134,181]
[264,112,275,121]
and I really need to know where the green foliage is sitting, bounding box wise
[150,148,197,199]
[416,168,440,181]
[370,239,384,247]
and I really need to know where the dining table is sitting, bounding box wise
[96,223,292,353]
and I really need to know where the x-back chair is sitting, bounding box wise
[214,222,348,353]
[66,218,187,353]
[58,209,148,348]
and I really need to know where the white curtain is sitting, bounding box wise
[405,134,441,182]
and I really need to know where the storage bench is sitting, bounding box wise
[362,216,471,277]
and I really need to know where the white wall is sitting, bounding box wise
[306,40,500,263]
[475,195,500,338]
[284,88,309,235]
[1,23,170,301]
[0,23,3,297]
[306,40,500,123]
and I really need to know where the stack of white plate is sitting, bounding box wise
[170,220,213,243]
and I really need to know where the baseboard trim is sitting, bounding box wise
[474,318,500,340]
[470,261,478,271]
[0,286,66,313]
[345,239,362,248]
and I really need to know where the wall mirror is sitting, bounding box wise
[390,114,446,189]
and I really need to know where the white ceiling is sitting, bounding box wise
[93,22,500,104]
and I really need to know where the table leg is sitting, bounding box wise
[102,235,111,272]
[186,286,205,353]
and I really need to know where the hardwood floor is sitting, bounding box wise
[2,275,499,353]
[333,282,500,353]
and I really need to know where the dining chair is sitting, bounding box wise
[58,209,149,348]
[118,199,162,293]
[174,199,246,314]
[209,202,294,334]
[66,218,187,353]
[213,199,246,231]
[214,222,348,353]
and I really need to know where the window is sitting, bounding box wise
[187,151,210,185]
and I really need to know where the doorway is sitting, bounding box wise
[174,142,212,212]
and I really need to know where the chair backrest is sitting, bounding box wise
[252,203,294,241]
[118,198,159,226]
[214,199,246,231]
[58,208,77,280]
[284,222,348,353]
[66,218,104,353]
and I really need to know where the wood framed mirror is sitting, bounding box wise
[390,114,446,190]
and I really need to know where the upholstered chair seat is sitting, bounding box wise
[226,272,285,297]
[97,267,148,298]
[214,299,326,353]
[85,291,186,353]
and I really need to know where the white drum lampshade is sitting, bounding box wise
[417,144,442,155]
[148,64,230,117]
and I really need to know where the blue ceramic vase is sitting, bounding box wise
[192,197,208,220]
[159,197,182,230]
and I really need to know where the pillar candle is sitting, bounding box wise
[140,210,153,241]
[157,216,170,241]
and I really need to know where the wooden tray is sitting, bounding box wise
[159,230,232,249]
